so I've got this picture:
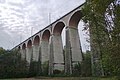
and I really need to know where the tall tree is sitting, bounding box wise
[82,0,120,76]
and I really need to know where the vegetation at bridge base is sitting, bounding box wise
[71,51,92,77]
[81,51,92,77]
[82,0,120,78]
[28,61,39,77]
[41,61,49,76]
[0,47,49,79]
[0,48,29,79]
[72,62,81,76]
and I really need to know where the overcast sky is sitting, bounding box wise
[0,0,90,52]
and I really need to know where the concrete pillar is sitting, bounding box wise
[65,27,82,74]
[65,27,72,75]
[37,46,42,75]
[41,40,49,64]
[26,47,33,63]
[49,35,54,75]
[52,34,64,73]
[21,49,26,60]
[32,45,39,61]
[41,40,49,74]
[68,27,82,62]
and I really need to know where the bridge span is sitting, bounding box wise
[13,3,84,75]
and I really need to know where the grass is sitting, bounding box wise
[2,76,119,80]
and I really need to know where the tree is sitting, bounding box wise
[0,50,29,78]
[81,51,92,77]
[82,0,120,76]
[0,47,5,55]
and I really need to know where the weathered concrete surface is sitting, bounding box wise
[69,27,82,62]
[41,40,49,74]
[32,45,40,61]
[65,27,72,74]
[49,35,54,75]
[52,34,64,71]
[26,48,33,63]
[21,49,26,60]
[65,27,82,74]
[41,40,49,64]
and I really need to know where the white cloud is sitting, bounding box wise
[6,0,24,4]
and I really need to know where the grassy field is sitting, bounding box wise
[2,77,119,80]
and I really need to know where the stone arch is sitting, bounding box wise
[42,30,50,42]
[69,10,82,28]
[32,35,40,62]
[27,40,32,48]
[41,29,50,74]
[18,46,21,50]
[53,22,65,35]
[22,43,26,49]
[33,35,40,45]
[21,43,26,60]
[66,10,83,75]
[51,21,65,74]
[26,40,32,63]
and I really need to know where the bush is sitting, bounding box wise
[0,50,29,78]
[41,61,49,76]
[81,51,92,77]
[72,62,81,76]
[53,69,62,74]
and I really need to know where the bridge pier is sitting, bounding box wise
[21,49,26,60]
[52,34,64,74]
[41,40,49,75]
[32,45,39,61]
[49,34,64,75]
[32,45,40,74]
[21,44,26,60]
[26,47,33,64]
[65,27,82,75]
[49,35,54,75]
[65,27,72,75]
[68,27,82,61]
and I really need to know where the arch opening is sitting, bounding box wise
[52,22,65,74]
[33,35,40,45]
[69,10,82,28]
[18,46,21,50]
[22,43,26,49]
[68,10,90,53]
[42,30,50,42]
[21,43,26,60]
[53,22,65,36]
[27,40,32,48]
[67,10,90,75]
[78,20,90,52]
[61,27,66,48]
[41,30,50,75]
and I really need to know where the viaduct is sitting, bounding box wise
[13,3,85,75]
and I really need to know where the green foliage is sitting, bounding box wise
[53,69,62,75]
[0,50,29,78]
[0,47,5,55]
[29,61,39,77]
[81,51,92,77]
[82,0,120,77]
[72,62,81,76]
[41,61,49,76]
